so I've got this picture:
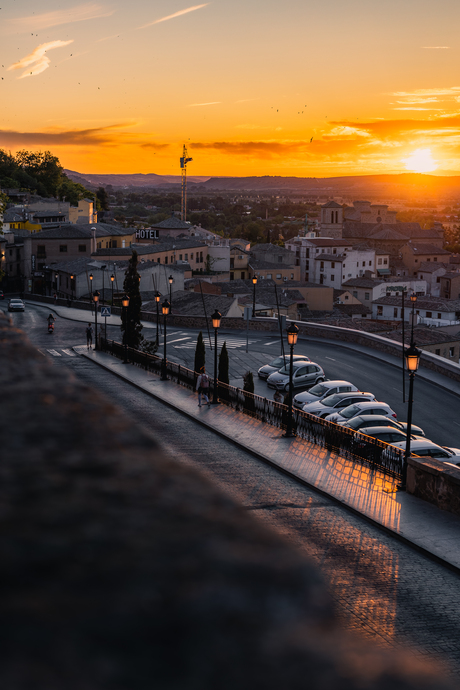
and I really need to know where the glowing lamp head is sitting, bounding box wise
[93,290,100,303]
[168,275,174,284]
[162,300,170,316]
[211,309,222,329]
[89,273,93,281]
[122,294,130,308]
[405,343,421,372]
[110,274,114,283]
[410,292,417,304]
[252,275,258,285]
[154,291,161,303]
[286,323,299,346]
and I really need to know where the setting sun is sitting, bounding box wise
[402,148,438,173]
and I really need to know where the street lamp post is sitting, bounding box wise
[168,275,173,313]
[70,274,75,301]
[410,291,417,345]
[93,290,100,350]
[110,274,114,305]
[283,323,299,438]
[55,273,59,295]
[101,265,106,305]
[211,309,222,404]
[161,300,170,380]
[402,342,421,489]
[154,291,161,346]
[252,275,257,318]
[122,294,130,363]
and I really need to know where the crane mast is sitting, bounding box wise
[180,145,193,221]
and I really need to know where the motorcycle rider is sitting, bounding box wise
[47,313,55,331]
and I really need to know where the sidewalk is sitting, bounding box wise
[79,344,460,572]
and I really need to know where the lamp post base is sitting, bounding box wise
[282,431,296,438]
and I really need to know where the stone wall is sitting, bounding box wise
[0,312,456,688]
[407,456,460,516]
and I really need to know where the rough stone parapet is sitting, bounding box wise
[407,456,460,516]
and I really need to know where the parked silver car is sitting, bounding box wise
[267,361,325,391]
[293,380,358,410]
[258,354,311,380]
[388,439,460,464]
[326,401,397,424]
[342,414,425,437]
[303,391,375,418]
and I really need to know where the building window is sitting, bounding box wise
[384,258,388,265]
[267,274,272,279]
[290,273,294,279]
[365,292,370,300]
[179,254,182,260]
[438,313,441,319]
[353,291,358,298]
[394,308,398,318]
[165,256,168,264]
[320,261,324,270]
[415,259,418,263]
[377,305,383,316]
[362,261,365,267]
[369,261,372,266]
[37,245,46,258]
[378,258,382,265]
[331,262,335,268]
[230,272,234,280]
[426,311,432,318]
[241,272,245,280]
[434,257,438,262]
[60,245,67,253]
[276,274,281,279]
[449,347,454,357]
[435,349,440,356]
[331,275,335,281]
[343,275,345,280]
[191,253,194,259]
[278,256,283,263]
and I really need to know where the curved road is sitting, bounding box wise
[6,303,460,679]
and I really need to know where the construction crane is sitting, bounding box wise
[180,145,193,222]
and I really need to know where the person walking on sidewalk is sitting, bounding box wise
[196,367,211,407]
[86,323,94,350]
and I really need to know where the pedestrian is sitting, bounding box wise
[86,323,94,350]
[53,292,57,304]
[273,389,283,404]
[196,366,211,407]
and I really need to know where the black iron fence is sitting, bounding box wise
[100,337,403,480]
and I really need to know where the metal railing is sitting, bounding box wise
[100,337,403,479]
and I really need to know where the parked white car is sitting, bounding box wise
[326,401,397,424]
[389,439,460,464]
[303,391,375,418]
[267,361,325,391]
[293,380,358,410]
[258,354,311,380]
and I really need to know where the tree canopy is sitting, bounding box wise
[0,148,94,204]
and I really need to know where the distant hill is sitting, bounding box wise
[63,170,210,189]
[63,170,460,198]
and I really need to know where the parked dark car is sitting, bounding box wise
[8,299,25,312]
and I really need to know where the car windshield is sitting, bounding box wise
[319,394,343,406]
[277,363,306,375]
[339,404,361,419]
[269,357,285,367]
[307,383,328,398]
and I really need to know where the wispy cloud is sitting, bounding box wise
[422,46,450,49]
[188,101,221,107]
[6,3,113,32]
[8,41,74,78]
[392,87,460,98]
[0,125,125,146]
[139,4,209,29]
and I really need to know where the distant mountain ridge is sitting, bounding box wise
[64,169,460,196]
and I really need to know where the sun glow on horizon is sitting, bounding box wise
[402,148,438,173]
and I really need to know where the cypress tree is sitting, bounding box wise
[194,331,206,374]
[121,250,143,349]
[218,341,230,401]
[218,341,229,384]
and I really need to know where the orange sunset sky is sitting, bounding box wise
[2,0,460,177]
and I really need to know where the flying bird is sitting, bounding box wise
[310,137,313,143]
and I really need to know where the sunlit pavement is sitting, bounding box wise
[78,344,460,573]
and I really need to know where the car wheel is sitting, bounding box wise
[315,377,325,384]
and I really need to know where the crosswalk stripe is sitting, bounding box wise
[47,349,62,357]
[62,349,77,357]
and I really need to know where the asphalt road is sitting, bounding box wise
[6,302,460,680]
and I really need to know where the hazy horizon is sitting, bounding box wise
[2,1,460,178]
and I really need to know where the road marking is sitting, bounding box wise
[167,337,191,344]
[325,356,336,361]
[47,349,62,357]
[264,340,280,345]
[62,349,77,357]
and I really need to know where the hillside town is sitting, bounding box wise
[2,183,460,363]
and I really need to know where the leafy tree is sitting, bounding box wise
[194,331,206,374]
[96,186,109,211]
[121,250,143,349]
